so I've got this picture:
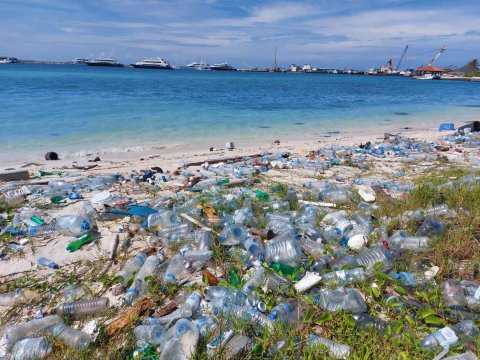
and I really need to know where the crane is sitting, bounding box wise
[396,45,409,70]
[427,46,447,67]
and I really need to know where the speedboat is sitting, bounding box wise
[131,57,173,69]
[85,58,124,67]
[209,63,237,71]
[186,61,210,70]
[72,58,89,64]
[414,74,435,80]
[0,57,13,64]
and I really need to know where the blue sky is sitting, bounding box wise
[1,0,479,68]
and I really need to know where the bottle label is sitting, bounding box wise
[434,327,458,349]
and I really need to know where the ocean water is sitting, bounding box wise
[1,64,480,157]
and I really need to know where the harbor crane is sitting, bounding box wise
[427,46,447,66]
[396,45,409,70]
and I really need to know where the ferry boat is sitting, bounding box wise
[209,63,237,71]
[85,58,124,67]
[0,57,14,64]
[131,57,173,69]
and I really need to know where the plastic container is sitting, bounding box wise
[420,320,480,350]
[308,334,351,359]
[52,324,91,350]
[164,254,187,284]
[317,287,367,313]
[10,337,52,360]
[242,267,267,293]
[56,297,109,318]
[117,252,147,283]
[322,268,366,286]
[133,325,166,345]
[265,238,302,266]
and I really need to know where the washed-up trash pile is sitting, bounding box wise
[1,132,480,359]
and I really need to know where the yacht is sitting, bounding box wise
[186,61,210,70]
[131,57,173,69]
[72,58,89,64]
[209,63,237,71]
[85,58,124,67]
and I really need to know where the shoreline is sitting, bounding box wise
[0,122,459,176]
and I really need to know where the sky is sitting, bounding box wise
[1,0,479,69]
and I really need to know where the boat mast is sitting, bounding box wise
[273,47,278,70]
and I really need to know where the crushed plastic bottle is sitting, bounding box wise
[420,320,480,350]
[317,287,367,313]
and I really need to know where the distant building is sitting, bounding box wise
[302,64,313,72]
[290,64,299,72]
[415,65,445,76]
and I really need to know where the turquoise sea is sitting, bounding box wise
[1,64,480,156]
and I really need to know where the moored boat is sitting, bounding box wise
[131,57,173,69]
[86,58,124,67]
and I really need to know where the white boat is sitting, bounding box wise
[186,61,210,70]
[414,74,435,80]
[209,62,237,71]
[0,57,13,64]
[72,58,88,64]
[131,57,172,70]
[86,58,124,67]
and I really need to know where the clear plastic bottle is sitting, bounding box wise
[416,217,445,237]
[158,223,191,244]
[133,325,166,345]
[219,224,248,245]
[37,257,59,269]
[152,292,202,324]
[393,266,439,287]
[352,313,395,334]
[159,318,199,360]
[195,229,213,250]
[441,279,467,307]
[320,226,343,244]
[117,251,147,283]
[124,254,161,305]
[420,320,480,350]
[223,335,253,358]
[233,207,254,225]
[10,224,57,237]
[9,337,52,360]
[193,315,218,337]
[242,237,265,261]
[443,351,479,360]
[354,247,394,273]
[56,297,109,318]
[52,324,91,350]
[183,249,213,262]
[55,215,92,237]
[147,210,180,231]
[269,301,298,326]
[164,254,188,284]
[299,238,325,258]
[266,272,290,293]
[265,238,302,266]
[308,334,351,359]
[2,315,63,351]
[318,287,367,313]
[242,267,267,293]
[322,268,366,286]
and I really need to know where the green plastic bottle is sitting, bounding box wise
[66,233,94,252]
[254,190,269,203]
[31,216,45,225]
[270,263,297,276]
[228,268,241,287]
[50,195,64,204]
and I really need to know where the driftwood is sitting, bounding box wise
[106,298,152,336]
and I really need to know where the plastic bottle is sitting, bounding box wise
[420,320,480,350]
[242,267,267,293]
[147,210,180,231]
[321,226,343,244]
[55,215,92,237]
[37,257,59,269]
[269,301,298,326]
[266,272,290,293]
[66,232,95,252]
[219,224,248,245]
[441,279,467,307]
[124,254,161,305]
[2,315,64,351]
[242,237,265,261]
[322,268,366,286]
[193,315,218,337]
[265,238,302,266]
[233,207,254,225]
[416,217,445,237]
[299,238,325,258]
[152,292,202,325]
[159,318,199,360]
[52,324,91,350]
[158,223,191,244]
[0,289,38,306]
[63,284,85,302]
[133,325,166,345]
[393,266,439,287]
[308,334,351,359]
[164,254,188,284]
[354,247,394,273]
[195,229,213,250]
[223,335,253,358]
[352,313,395,334]
[443,352,479,360]
[56,297,109,318]
[117,251,147,283]
[183,249,213,262]
[318,287,367,313]
[10,224,57,237]
[9,337,52,360]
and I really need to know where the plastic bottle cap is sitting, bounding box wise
[91,191,113,205]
